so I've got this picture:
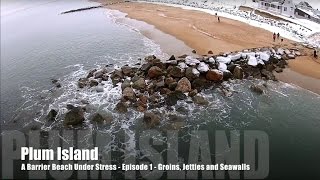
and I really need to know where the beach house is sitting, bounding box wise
[257,0,295,17]
[295,2,320,23]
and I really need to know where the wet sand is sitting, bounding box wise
[96,1,320,94]
[275,68,320,94]
[276,54,320,94]
[289,55,320,79]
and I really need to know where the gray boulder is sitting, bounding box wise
[132,78,146,90]
[233,66,244,79]
[143,112,161,128]
[115,102,128,113]
[175,77,192,93]
[122,87,136,101]
[192,95,209,106]
[64,107,85,126]
[47,109,58,121]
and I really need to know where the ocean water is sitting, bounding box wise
[1,0,320,179]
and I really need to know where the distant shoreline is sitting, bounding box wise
[94,0,320,94]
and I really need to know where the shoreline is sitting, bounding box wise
[275,67,320,95]
[108,9,194,57]
[96,1,319,94]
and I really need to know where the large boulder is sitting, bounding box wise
[95,86,104,92]
[139,95,148,104]
[165,91,187,106]
[247,56,258,66]
[101,74,109,81]
[165,77,176,86]
[223,70,233,80]
[141,63,152,72]
[188,89,198,97]
[136,102,147,112]
[191,78,208,90]
[154,62,166,70]
[121,80,131,90]
[175,77,192,93]
[132,78,146,90]
[47,109,58,121]
[270,56,279,64]
[216,56,232,64]
[111,70,124,84]
[94,69,107,79]
[185,67,200,81]
[277,59,287,68]
[197,62,209,73]
[169,55,176,60]
[265,64,276,72]
[66,104,75,110]
[115,102,128,113]
[155,79,165,89]
[178,62,187,69]
[192,95,209,106]
[160,88,172,95]
[122,87,136,101]
[185,56,200,66]
[121,66,134,77]
[281,55,289,61]
[64,107,85,126]
[261,69,276,80]
[111,70,124,79]
[148,66,163,78]
[78,78,88,88]
[250,84,264,94]
[287,54,295,59]
[206,70,223,81]
[218,63,227,72]
[166,60,178,65]
[259,52,270,61]
[143,112,161,128]
[168,82,178,90]
[91,113,112,124]
[145,55,157,62]
[168,66,184,78]
[89,79,99,87]
[284,49,291,55]
[178,54,188,58]
[86,69,97,78]
[233,66,244,79]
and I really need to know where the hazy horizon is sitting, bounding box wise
[1,0,319,10]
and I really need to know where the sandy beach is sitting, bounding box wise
[97,1,320,93]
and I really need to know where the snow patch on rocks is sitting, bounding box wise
[216,56,232,64]
[248,55,258,66]
[197,62,209,72]
[185,56,200,66]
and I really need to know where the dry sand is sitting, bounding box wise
[97,1,320,93]
[108,2,291,55]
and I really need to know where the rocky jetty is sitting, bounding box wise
[61,5,103,14]
[56,46,302,127]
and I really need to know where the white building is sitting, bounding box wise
[295,3,320,23]
[258,0,295,17]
